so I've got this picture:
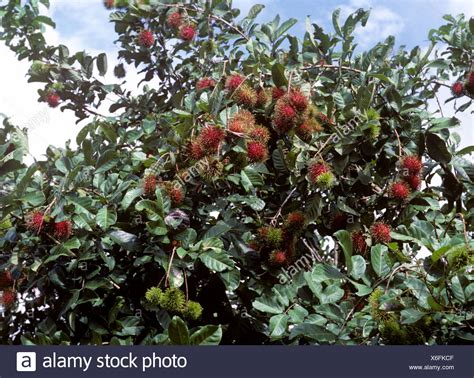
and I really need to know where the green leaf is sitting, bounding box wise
[96,207,117,230]
[271,63,288,87]
[334,230,353,273]
[203,221,232,240]
[289,323,336,342]
[168,316,189,345]
[121,188,142,210]
[190,325,222,345]
[400,308,425,324]
[351,255,366,280]
[269,314,288,338]
[219,269,240,291]
[451,275,466,303]
[426,132,452,164]
[371,245,390,277]
[96,53,107,76]
[199,250,234,272]
[253,295,285,314]
[109,230,139,251]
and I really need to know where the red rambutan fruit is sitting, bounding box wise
[451,81,464,97]
[468,71,474,87]
[234,84,257,108]
[225,74,245,92]
[257,226,269,240]
[197,77,216,91]
[330,212,348,231]
[401,155,423,176]
[26,210,45,233]
[189,139,205,160]
[308,162,329,184]
[296,119,322,142]
[248,241,260,251]
[269,250,287,266]
[351,231,368,254]
[179,24,196,41]
[273,99,298,133]
[248,125,270,143]
[103,0,115,10]
[370,222,392,244]
[200,125,225,151]
[46,92,60,108]
[247,141,268,163]
[228,119,247,134]
[0,271,13,288]
[53,220,72,240]
[1,290,16,307]
[138,29,154,48]
[289,89,308,112]
[166,11,182,29]
[389,181,411,201]
[272,87,286,100]
[285,211,306,231]
[169,186,184,205]
[143,174,157,196]
[403,175,421,191]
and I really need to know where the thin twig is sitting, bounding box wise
[165,246,177,287]
[270,187,297,226]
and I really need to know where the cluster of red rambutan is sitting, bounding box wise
[224,74,258,108]
[196,77,216,91]
[0,269,16,308]
[451,71,474,97]
[161,182,185,205]
[250,212,307,268]
[188,125,225,160]
[396,155,423,195]
[160,10,197,42]
[25,210,73,239]
[272,89,322,140]
[227,110,270,163]
[308,161,335,189]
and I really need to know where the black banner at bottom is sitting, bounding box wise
[0,345,472,378]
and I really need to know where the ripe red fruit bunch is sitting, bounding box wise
[46,92,60,108]
[284,211,306,233]
[400,155,423,191]
[138,29,154,48]
[53,220,72,240]
[200,125,225,151]
[246,140,268,163]
[225,74,245,92]
[308,162,329,183]
[351,231,368,254]
[179,24,196,41]
[370,222,391,244]
[451,82,464,97]
[166,11,182,29]
[26,210,45,233]
[1,290,16,307]
[389,181,411,201]
[197,77,216,91]
[269,250,287,266]
[143,174,157,196]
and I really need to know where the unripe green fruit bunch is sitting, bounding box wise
[145,286,203,321]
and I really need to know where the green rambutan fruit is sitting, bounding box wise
[184,300,203,320]
[315,171,335,189]
[145,286,164,306]
[160,287,186,313]
[266,227,283,247]
[256,88,271,107]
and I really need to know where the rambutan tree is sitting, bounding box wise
[0,0,473,345]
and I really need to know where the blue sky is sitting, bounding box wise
[0,0,472,159]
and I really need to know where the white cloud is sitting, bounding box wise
[446,0,473,16]
[337,0,404,47]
